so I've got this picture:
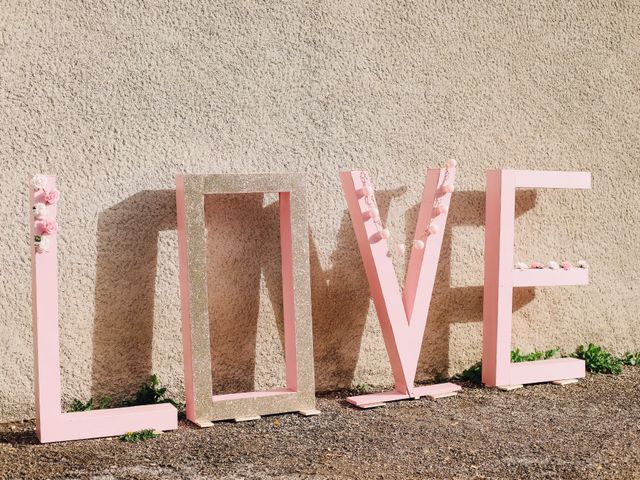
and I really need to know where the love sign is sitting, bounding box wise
[29,167,590,442]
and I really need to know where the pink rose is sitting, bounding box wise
[561,261,573,270]
[529,261,544,269]
[44,189,60,205]
[36,219,58,235]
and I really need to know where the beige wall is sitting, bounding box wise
[1,0,639,422]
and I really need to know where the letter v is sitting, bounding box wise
[340,168,461,408]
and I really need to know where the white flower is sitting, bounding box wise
[35,235,50,253]
[30,174,48,190]
[515,262,528,270]
[548,261,560,270]
[577,260,589,269]
[33,202,47,219]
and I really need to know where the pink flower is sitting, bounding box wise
[36,219,58,235]
[30,174,48,190]
[44,189,60,205]
[530,261,544,269]
[561,261,573,270]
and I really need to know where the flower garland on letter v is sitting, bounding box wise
[359,159,457,257]
[31,174,60,253]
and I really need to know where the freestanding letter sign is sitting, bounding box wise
[176,173,318,425]
[340,167,462,408]
[483,170,591,388]
[30,175,177,443]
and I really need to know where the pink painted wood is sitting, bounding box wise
[30,176,177,443]
[340,169,461,408]
[482,169,591,388]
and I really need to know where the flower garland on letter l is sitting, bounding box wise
[30,174,60,253]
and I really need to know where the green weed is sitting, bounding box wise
[621,352,640,366]
[68,397,111,412]
[454,348,559,384]
[122,374,183,409]
[354,383,372,394]
[453,361,482,384]
[511,347,558,363]
[572,343,622,374]
[119,429,158,443]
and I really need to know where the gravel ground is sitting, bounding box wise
[1,368,639,480]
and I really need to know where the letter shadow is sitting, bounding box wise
[307,187,537,389]
[91,190,177,401]
[204,193,285,393]
[92,190,289,401]
[408,189,538,378]
[308,187,407,390]
[90,185,538,398]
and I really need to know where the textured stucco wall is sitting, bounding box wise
[1,1,639,422]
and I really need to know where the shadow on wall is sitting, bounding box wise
[309,186,407,390]
[414,189,537,379]
[91,190,177,401]
[90,186,539,400]
[203,193,286,394]
[310,188,538,388]
[203,193,262,394]
[91,190,288,400]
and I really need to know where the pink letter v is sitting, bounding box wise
[340,167,461,407]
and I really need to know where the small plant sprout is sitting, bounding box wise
[453,361,482,384]
[69,397,111,412]
[123,374,183,410]
[433,371,448,383]
[119,429,159,443]
[354,383,372,394]
[621,352,640,366]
